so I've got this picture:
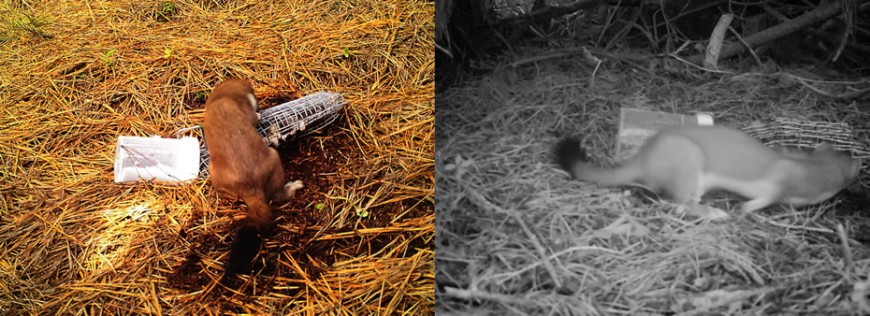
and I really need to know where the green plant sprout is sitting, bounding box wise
[100,48,117,66]
[154,2,178,22]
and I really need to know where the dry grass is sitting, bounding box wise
[436,46,870,315]
[0,0,433,314]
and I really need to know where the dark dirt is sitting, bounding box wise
[167,84,360,288]
[166,96,431,299]
[277,119,356,216]
[165,107,366,294]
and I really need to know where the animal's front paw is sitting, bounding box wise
[284,180,304,197]
[677,204,730,221]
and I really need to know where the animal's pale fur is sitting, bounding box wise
[555,125,862,215]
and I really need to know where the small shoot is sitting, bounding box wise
[355,206,369,218]
[154,2,178,22]
[100,48,117,67]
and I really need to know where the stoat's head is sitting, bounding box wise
[212,79,258,112]
[812,142,864,184]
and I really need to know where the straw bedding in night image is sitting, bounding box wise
[436,0,870,314]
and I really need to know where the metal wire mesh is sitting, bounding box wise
[741,117,870,158]
[194,92,345,177]
[256,91,344,141]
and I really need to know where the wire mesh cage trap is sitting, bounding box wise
[192,91,345,177]
[741,116,870,191]
[741,117,870,158]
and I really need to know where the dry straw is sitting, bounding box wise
[1,0,433,314]
[436,45,870,314]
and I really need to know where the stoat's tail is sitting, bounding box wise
[554,138,640,186]
[222,197,271,283]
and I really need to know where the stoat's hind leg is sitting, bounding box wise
[669,169,730,219]
[668,167,703,206]
[648,139,725,219]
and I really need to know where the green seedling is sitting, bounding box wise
[355,206,369,218]
[154,2,178,22]
[100,48,117,66]
[193,90,208,102]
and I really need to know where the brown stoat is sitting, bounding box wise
[554,125,862,215]
[203,79,303,281]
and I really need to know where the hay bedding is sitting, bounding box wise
[0,0,433,314]
[436,46,870,314]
